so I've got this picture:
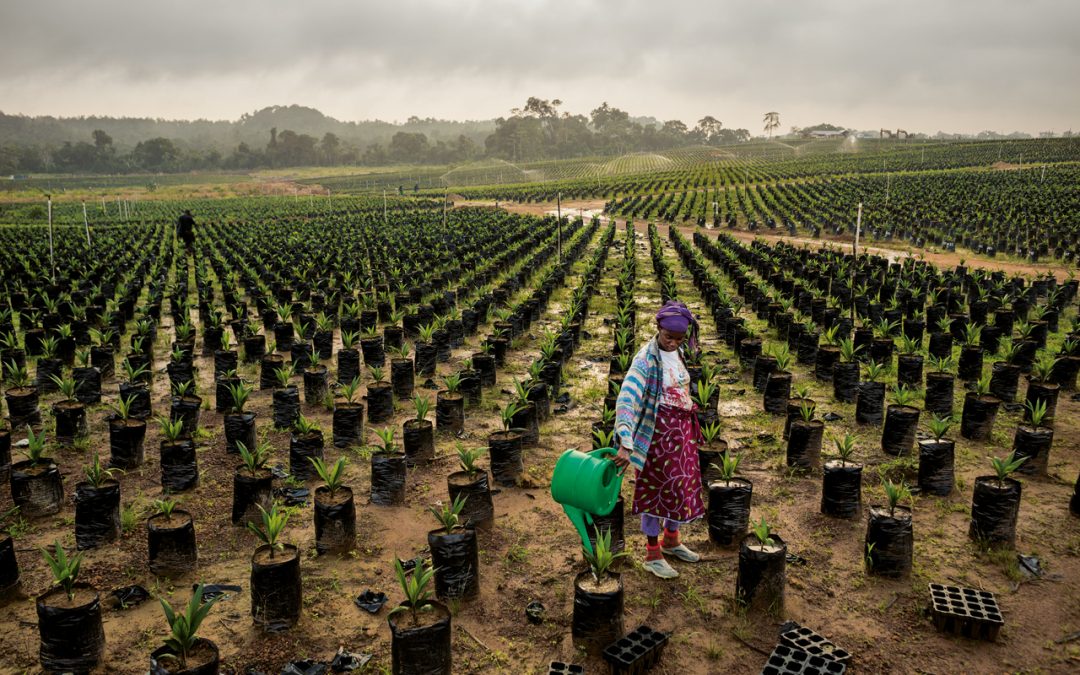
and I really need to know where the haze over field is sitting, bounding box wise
[1,0,1077,135]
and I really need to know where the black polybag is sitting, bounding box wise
[488,432,524,487]
[36,585,105,672]
[865,506,913,578]
[572,571,623,651]
[447,471,494,530]
[289,431,324,481]
[161,438,199,492]
[251,545,302,632]
[110,584,150,609]
[969,476,1021,547]
[332,404,364,449]
[820,463,861,519]
[707,478,752,546]
[74,481,121,550]
[354,590,388,613]
[917,439,955,496]
[370,453,407,506]
[736,533,787,612]
[224,412,258,454]
[273,387,301,429]
[389,600,452,675]
[427,528,480,600]
[315,488,356,555]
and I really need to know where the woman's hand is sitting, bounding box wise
[613,446,632,473]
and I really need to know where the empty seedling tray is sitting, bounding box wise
[761,645,847,675]
[928,583,1004,642]
[779,625,851,663]
[548,661,585,675]
[602,625,670,675]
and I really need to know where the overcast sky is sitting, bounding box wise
[1,0,1076,134]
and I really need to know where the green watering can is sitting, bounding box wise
[551,447,623,556]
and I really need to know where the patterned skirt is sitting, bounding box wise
[630,404,705,524]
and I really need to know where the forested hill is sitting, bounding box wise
[0,105,495,154]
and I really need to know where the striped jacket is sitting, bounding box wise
[614,336,675,470]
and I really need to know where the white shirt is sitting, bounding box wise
[659,348,693,409]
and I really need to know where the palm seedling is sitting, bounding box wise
[247,503,291,558]
[49,374,78,401]
[294,413,321,436]
[227,381,253,414]
[839,338,861,363]
[592,427,615,449]
[583,527,627,583]
[328,374,357,404]
[273,364,295,389]
[974,373,992,396]
[21,425,49,467]
[749,517,775,549]
[341,330,359,351]
[374,427,398,453]
[864,360,886,382]
[83,453,121,487]
[388,558,436,623]
[412,395,431,422]
[830,433,857,467]
[309,456,348,497]
[882,480,911,518]
[798,399,816,423]
[157,583,220,669]
[499,401,525,432]
[927,354,954,373]
[369,366,386,384]
[1030,353,1058,383]
[429,494,468,533]
[692,379,717,409]
[891,384,918,408]
[926,414,953,441]
[41,541,84,602]
[442,373,462,394]
[898,335,920,355]
[456,445,485,474]
[237,441,271,476]
[772,344,793,373]
[989,451,1026,488]
[1024,398,1048,428]
[710,451,741,485]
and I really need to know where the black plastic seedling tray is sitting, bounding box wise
[779,625,851,663]
[548,661,585,675]
[928,583,1004,641]
[602,625,670,675]
[760,644,847,674]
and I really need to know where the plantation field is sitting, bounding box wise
[0,192,1078,674]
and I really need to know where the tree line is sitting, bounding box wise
[0,99,752,175]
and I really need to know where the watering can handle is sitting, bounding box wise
[590,447,618,460]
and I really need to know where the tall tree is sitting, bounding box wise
[763,112,781,139]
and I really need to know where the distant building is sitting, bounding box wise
[809,129,849,139]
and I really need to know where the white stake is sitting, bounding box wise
[47,195,56,281]
[557,191,562,265]
[82,201,91,246]
[851,202,862,324]
[101,196,106,214]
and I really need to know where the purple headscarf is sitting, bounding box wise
[655,300,699,352]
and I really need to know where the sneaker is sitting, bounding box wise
[661,543,701,563]
[642,557,679,579]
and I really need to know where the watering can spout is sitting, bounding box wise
[550,447,623,556]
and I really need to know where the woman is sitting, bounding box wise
[613,300,704,579]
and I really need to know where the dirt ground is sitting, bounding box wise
[1,215,1079,674]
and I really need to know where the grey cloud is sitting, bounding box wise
[0,0,1076,132]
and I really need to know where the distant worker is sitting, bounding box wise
[613,300,705,579]
[176,209,195,250]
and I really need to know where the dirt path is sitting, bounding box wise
[476,200,1075,282]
